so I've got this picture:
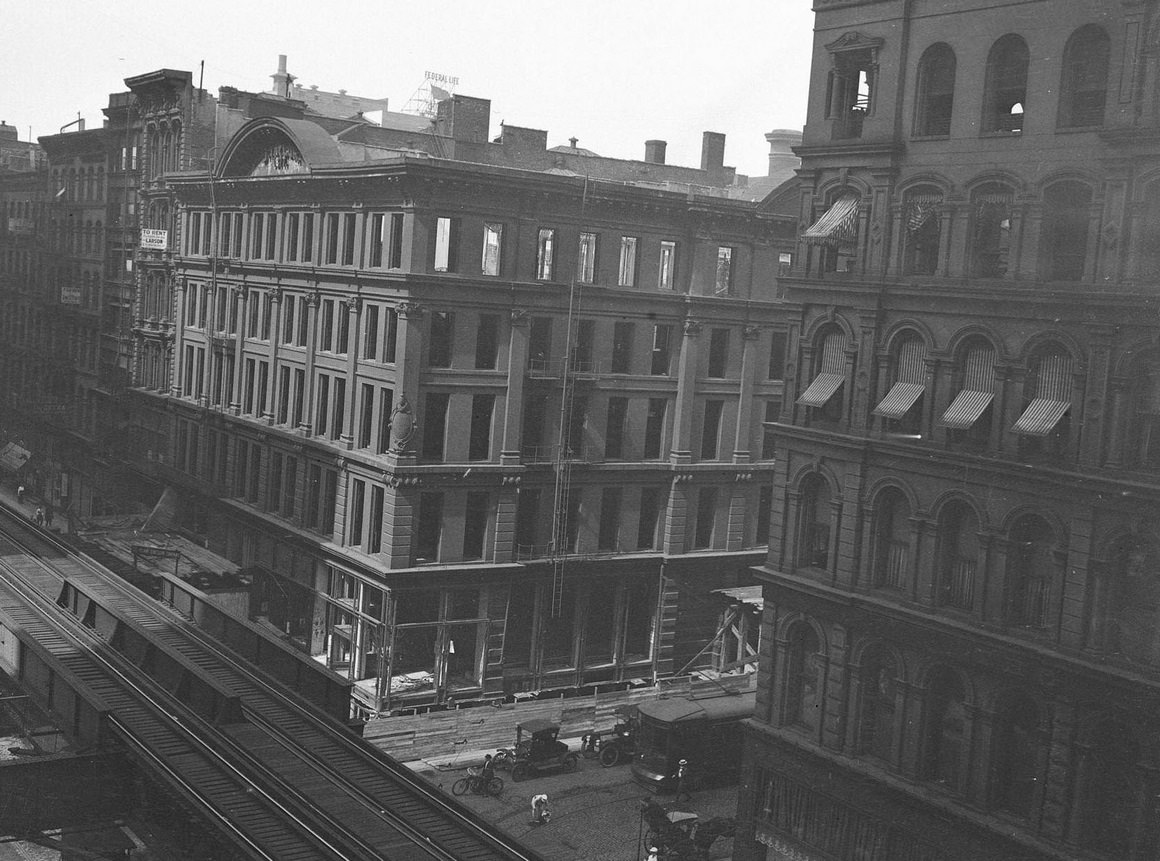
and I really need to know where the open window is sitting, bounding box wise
[823,33,883,140]
[797,328,848,423]
[1013,347,1073,459]
[902,188,942,275]
[940,340,996,451]
[982,35,1029,133]
[1058,25,1109,128]
[803,192,861,274]
[969,185,1013,277]
[873,333,927,436]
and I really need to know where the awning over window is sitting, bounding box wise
[0,442,31,473]
[1013,398,1069,436]
[797,372,845,407]
[939,390,994,429]
[802,193,860,246]
[873,382,925,418]
[798,330,847,408]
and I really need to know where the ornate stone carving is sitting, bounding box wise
[390,394,415,451]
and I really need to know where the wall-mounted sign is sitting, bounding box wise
[140,228,168,250]
[60,283,82,305]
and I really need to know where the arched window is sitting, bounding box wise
[982,35,1029,133]
[969,184,1013,277]
[1079,722,1141,855]
[1106,535,1160,663]
[1059,25,1110,128]
[871,489,911,590]
[1013,346,1073,459]
[1127,351,1160,469]
[936,501,981,610]
[923,667,967,790]
[1006,515,1057,629]
[902,187,943,275]
[990,694,1042,817]
[169,121,182,172]
[873,332,927,434]
[856,645,898,762]
[785,623,822,732]
[160,125,172,179]
[797,327,848,423]
[798,475,832,570]
[1040,181,1092,281]
[940,339,996,451]
[915,43,956,136]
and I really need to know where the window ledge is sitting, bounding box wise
[909,134,951,142]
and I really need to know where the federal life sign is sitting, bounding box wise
[140,228,168,250]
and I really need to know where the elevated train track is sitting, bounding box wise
[0,507,542,861]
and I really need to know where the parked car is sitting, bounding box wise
[510,719,579,782]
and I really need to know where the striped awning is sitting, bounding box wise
[1013,398,1069,436]
[802,194,860,246]
[939,390,993,429]
[797,373,845,407]
[873,382,925,418]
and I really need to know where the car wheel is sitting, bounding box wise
[600,744,620,767]
[562,753,579,773]
[451,778,469,796]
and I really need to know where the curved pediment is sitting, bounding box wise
[218,117,342,178]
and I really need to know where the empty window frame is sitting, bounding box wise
[644,398,667,459]
[768,331,787,379]
[605,396,628,459]
[637,487,664,550]
[618,236,639,287]
[482,223,503,276]
[826,45,878,139]
[428,311,454,367]
[414,492,443,562]
[433,216,458,272]
[611,322,634,374]
[970,186,1013,278]
[694,487,718,549]
[463,492,488,559]
[914,43,956,137]
[1059,25,1110,128]
[701,400,724,460]
[577,232,598,283]
[528,317,552,371]
[368,212,403,268]
[715,246,734,295]
[598,488,622,551]
[651,324,673,376]
[1040,181,1092,281]
[708,328,730,378]
[658,240,678,290]
[536,228,556,280]
[468,394,494,461]
[475,314,499,369]
[422,392,450,461]
[982,35,1029,133]
[902,187,943,275]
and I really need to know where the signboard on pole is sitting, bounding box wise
[140,228,168,250]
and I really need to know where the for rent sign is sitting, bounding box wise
[140,228,168,250]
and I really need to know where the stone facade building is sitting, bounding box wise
[737,2,1160,860]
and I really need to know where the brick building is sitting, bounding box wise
[139,95,798,715]
[737,2,1160,860]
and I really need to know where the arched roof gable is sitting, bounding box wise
[218,117,341,178]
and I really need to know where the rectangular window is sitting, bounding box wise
[415,492,443,562]
[618,236,638,287]
[694,487,717,548]
[762,400,780,459]
[336,303,349,354]
[536,228,555,280]
[377,387,394,454]
[359,384,374,448]
[247,443,261,502]
[320,299,334,352]
[368,485,384,553]
[321,469,337,533]
[701,400,724,460]
[482,223,502,276]
[463,491,488,560]
[349,478,365,546]
[301,213,314,262]
[257,361,269,417]
[598,487,622,551]
[265,213,277,260]
[251,213,264,259]
[286,213,300,261]
[219,213,233,258]
[197,285,208,329]
[529,317,552,371]
[201,214,213,256]
[296,299,308,347]
[429,311,454,367]
[658,240,678,290]
[708,328,730,378]
[341,213,356,265]
[282,295,296,344]
[368,213,386,267]
[611,322,634,374]
[651,324,672,375]
[715,246,734,295]
[282,456,298,517]
[331,378,345,440]
[384,308,398,363]
[306,464,321,527]
[230,213,243,258]
[644,398,667,459]
[605,396,628,459]
[475,314,499,369]
[756,485,773,545]
[577,231,598,283]
[768,331,787,379]
[363,304,379,360]
[521,393,547,457]
[388,213,403,268]
[433,216,457,272]
[292,368,306,427]
[244,358,256,414]
[469,394,494,461]
[234,440,248,497]
[325,213,340,264]
[188,212,201,256]
[571,319,594,372]
[423,392,450,461]
[637,487,663,550]
[260,293,271,340]
[315,374,330,437]
[246,292,259,338]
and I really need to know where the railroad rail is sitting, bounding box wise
[0,507,544,861]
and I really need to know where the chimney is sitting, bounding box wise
[701,131,725,172]
[765,128,802,176]
[77,118,86,132]
[434,95,492,144]
[644,140,667,164]
[569,137,578,149]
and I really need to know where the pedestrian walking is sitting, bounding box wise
[16,484,24,504]
[44,503,54,528]
[530,793,551,825]
[33,507,43,527]
[674,758,692,802]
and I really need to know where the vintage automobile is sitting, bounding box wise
[600,704,640,767]
[509,719,580,782]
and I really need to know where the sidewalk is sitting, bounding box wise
[0,480,70,535]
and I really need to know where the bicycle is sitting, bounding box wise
[451,770,504,797]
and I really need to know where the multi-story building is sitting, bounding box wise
[739,2,1160,860]
[141,95,798,715]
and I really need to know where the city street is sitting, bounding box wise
[419,757,740,861]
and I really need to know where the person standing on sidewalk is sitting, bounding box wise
[17,484,24,504]
[33,507,43,527]
[44,503,54,528]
